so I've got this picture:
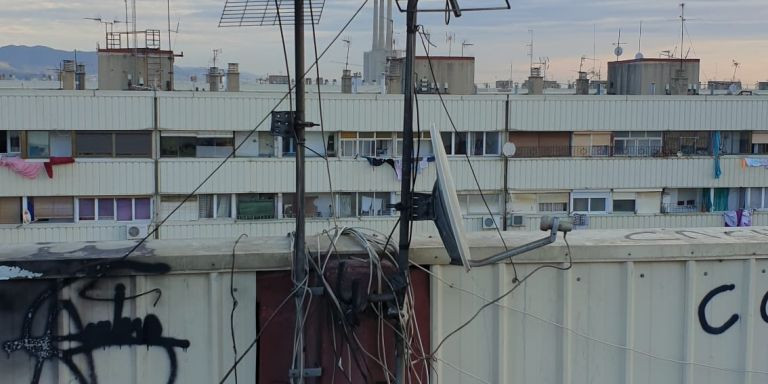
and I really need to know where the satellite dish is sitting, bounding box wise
[502,142,517,157]
[728,82,741,95]
[635,52,644,59]
[427,124,573,270]
[614,46,624,57]
[430,123,473,270]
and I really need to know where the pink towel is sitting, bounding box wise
[0,157,45,179]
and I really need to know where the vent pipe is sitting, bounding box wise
[61,60,76,90]
[372,0,380,50]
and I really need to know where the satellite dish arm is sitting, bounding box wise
[467,216,572,267]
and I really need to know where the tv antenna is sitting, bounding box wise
[445,32,456,56]
[211,48,222,68]
[731,59,740,82]
[342,38,351,70]
[679,3,686,69]
[612,29,626,61]
[461,40,473,56]
[527,29,534,71]
[636,21,644,59]
[84,17,122,48]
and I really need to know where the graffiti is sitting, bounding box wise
[624,228,768,241]
[698,284,740,335]
[2,260,190,384]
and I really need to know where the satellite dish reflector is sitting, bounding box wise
[430,124,473,271]
[502,142,517,157]
[635,52,644,59]
[728,83,741,95]
[614,46,623,57]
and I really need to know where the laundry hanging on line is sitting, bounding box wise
[743,158,768,169]
[363,155,435,181]
[0,156,75,179]
[724,209,752,227]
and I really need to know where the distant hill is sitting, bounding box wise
[0,45,264,82]
[0,45,97,79]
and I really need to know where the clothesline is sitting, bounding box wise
[363,155,436,181]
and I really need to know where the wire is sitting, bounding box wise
[430,234,573,355]
[228,233,247,384]
[217,276,307,384]
[309,0,339,229]
[274,0,293,112]
[415,28,517,280]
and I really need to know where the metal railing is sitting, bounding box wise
[662,203,700,214]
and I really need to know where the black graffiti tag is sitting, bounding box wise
[2,260,190,384]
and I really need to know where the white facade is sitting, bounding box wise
[1,90,768,245]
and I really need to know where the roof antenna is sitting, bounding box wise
[635,21,644,59]
[612,29,626,61]
[679,3,686,69]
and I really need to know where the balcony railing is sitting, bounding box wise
[662,203,701,214]
[509,145,727,158]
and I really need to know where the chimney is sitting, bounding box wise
[372,0,380,50]
[75,64,86,90]
[208,67,222,91]
[226,63,240,92]
[575,71,589,95]
[527,67,543,95]
[341,69,353,94]
[379,0,386,50]
[61,60,76,90]
[385,0,393,51]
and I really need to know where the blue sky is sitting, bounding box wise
[0,0,766,84]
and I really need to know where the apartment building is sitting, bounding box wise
[1,90,767,245]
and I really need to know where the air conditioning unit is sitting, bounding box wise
[126,224,150,240]
[571,213,590,228]
[482,215,501,230]
[507,214,524,227]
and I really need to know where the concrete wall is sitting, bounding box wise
[608,59,701,95]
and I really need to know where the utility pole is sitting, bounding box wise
[292,0,308,383]
[396,1,418,383]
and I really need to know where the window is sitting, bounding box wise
[199,194,232,219]
[572,192,609,213]
[613,200,636,212]
[358,132,376,157]
[1,131,21,154]
[196,136,233,158]
[614,131,662,157]
[663,131,710,156]
[116,132,152,157]
[25,131,72,158]
[748,188,768,210]
[161,136,197,157]
[441,132,467,155]
[78,197,151,221]
[358,192,393,216]
[76,131,151,157]
[539,202,568,212]
[237,194,275,220]
[0,197,21,224]
[282,138,296,156]
[283,193,336,218]
[30,197,74,223]
[468,132,501,156]
[76,132,114,157]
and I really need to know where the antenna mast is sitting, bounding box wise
[342,39,351,70]
[612,29,626,61]
[679,3,685,70]
[527,29,534,71]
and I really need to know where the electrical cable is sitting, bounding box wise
[309,0,339,228]
[415,28,518,280]
[430,234,573,356]
[228,233,247,384]
[217,276,307,384]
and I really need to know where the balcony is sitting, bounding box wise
[506,156,768,190]
[0,158,155,196]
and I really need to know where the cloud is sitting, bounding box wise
[1,0,766,84]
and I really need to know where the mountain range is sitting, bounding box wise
[0,45,262,82]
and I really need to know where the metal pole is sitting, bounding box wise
[292,0,307,382]
[396,1,418,383]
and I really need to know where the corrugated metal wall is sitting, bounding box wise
[0,271,258,383]
[0,90,154,130]
[508,96,768,132]
[431,257,768,384]
[507,157,764,190]
[514,212,768,232]
[1,160,155,196]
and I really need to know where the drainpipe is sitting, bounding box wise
[503,95,510,230]
[153,91,160,239]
